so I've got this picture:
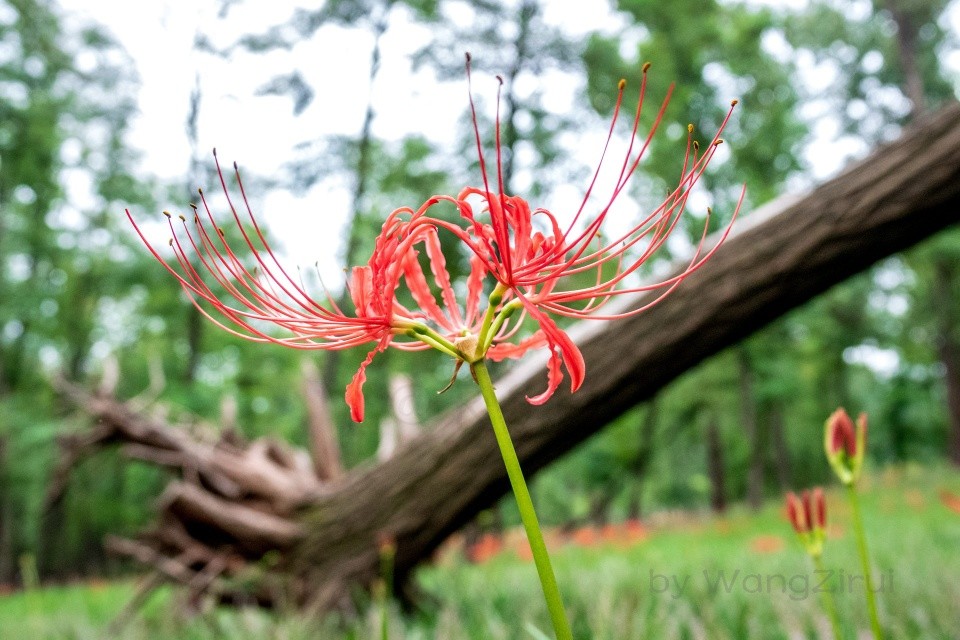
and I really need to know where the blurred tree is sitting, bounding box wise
[785,0,960,464]
[0,0,162,578]
[585,0,806,212]
[579,0,807,512]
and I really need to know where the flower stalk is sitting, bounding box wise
[846,483,883,640]
[470,359,572,640]
[824,409,883,640]
[812,554,843,640]
[786,488,841,639]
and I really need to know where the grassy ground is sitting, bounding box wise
[2,464,959,639]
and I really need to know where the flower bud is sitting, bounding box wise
[785,487,827,557]
[824,408,867,485]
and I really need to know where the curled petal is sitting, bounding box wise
[487,331,547,361]
[345,337,389,423]
[526,346,564,405]
[525,302,585,393]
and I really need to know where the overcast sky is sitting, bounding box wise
[58,0,960,287]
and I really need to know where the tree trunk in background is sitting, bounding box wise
[933,259,960,465]
[499,0,536,192]
[738,348,765,509]
[301,360,344,480]
[769,407,792,489]
[626,399,658,520]
[706,420,727,514]
[0,436,12,582]
[182,306,202,384]
[322,1,393,388]
[884,1,926,116]
[55,103,960,611]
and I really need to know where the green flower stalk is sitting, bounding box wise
[786,488,842,639]
[825,409,883,640]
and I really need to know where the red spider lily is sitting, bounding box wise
[126,154,498,422]
[422,55,744,404]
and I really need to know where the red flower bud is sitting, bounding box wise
[827,408,857,457]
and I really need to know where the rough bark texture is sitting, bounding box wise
[56,102,960,611]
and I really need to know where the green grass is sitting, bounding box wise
[2,464,959,639]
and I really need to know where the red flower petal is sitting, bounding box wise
[529,304,585,393]
[345,337,389,423]
[526,346,564,405]
[487,331,547,361]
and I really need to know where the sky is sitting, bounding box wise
[58,0,637,283]
[57,0,960,288]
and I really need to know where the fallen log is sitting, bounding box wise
[54,102,960,612]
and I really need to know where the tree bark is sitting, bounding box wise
[57,103,960,610]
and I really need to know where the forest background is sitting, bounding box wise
[0,0,959,603]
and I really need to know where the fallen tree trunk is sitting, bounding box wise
[55,102,960,612]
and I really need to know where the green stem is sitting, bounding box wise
[471,361,573,640]
[846,484,883,640]
[407,325,462,359]
[812,554,843,640]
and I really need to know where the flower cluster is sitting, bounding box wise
[127,60,741,421]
